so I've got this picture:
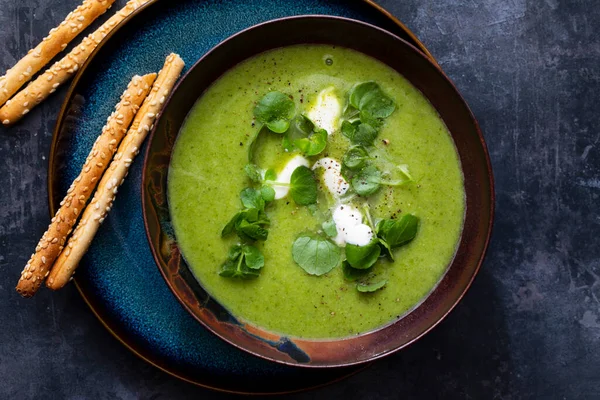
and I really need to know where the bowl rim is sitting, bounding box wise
[142,14,495,368]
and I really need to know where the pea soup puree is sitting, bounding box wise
[168,45,465,339]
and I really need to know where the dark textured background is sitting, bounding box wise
[1,0,599,398]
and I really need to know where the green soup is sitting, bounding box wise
[168,45,465,339]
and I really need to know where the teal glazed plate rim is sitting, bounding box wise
[47,0,446,394]
[142,16,495,368]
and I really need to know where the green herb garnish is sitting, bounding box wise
[221,188,271,241]
[292,234,342,276]
[321,219,338,238]
[348,81,396,122]
[341,120,378,146]
[342,260,371,281]
[254,91,295,133]
[342,145,370,171]
[345,238,381,270]
[377,214,419,259]
[289,166,318,205]
[240,187,266,210]
[350,165,382,196]
[219,244,264,279]
[260,186,276,202]
[295,128,327,156]
[349,164,413,197]
[264,168,277,182]
[356,279,388,292]
[244,163,263,183]
[283,115,327,156]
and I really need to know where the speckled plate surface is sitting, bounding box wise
[48,0,436,394]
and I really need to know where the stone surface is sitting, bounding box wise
[1,0,599,398]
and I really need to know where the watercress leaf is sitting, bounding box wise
[345,239,381,269]
[227,244,243,260]
[239,265,261,279]
[219,260,260,279]
[322,219,338,238]
[351,165,381,196]
[343,146,369,171]
[360,88,395,119]
[240,207,259,222]
[378,237,394,261]
[256,209,270,225]
[342,260,371,281]
[356,279,387,292]
[260,185,276,202]
[295,114,315,134]
[341,164,354,182]
[349,81,396,120]
[349,81,380,109]
[253,91,295,134]
[237,219,269,241]
[242,244,264,269]
[341,120,357,141]
[292,235,341,276]
[240,188,265,210]
[266,119,289,133]
[218,259,239,277]
[352,123,378,146]
[264,168,277,182]
[244,164,263,183]
[289,166,317,205]
[282,115,314,152]
[222,212,243,237]
[295,128,327,156]
[377,214,419,249]
[343,103,360,120]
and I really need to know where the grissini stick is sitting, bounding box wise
[16,73,156,298]
[47,54,184,290]
[0,0,115,107]
[0,0,153,125]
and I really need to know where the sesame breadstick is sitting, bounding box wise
[16,73,156,298]
[47,54,184,290]
[0,0,153,125]
[0,0,115,108]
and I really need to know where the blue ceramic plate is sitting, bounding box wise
[49,0,435,394]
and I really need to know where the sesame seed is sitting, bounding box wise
[22,109,29,115]
[41,256,46,264]
[2,120,9,125]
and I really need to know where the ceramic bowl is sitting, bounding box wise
[142,15,494,368]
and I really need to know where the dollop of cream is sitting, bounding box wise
[306,86,341,135]
[312,157,350,198]
[271,155,309,200]
[331,204,374,247]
